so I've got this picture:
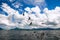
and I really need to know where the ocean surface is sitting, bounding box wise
[0,30,60,40]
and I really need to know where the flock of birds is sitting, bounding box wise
[0,3,60,30]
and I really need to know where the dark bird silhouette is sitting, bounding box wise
[29,22,32,25]
[23,13,24,16]
[28,17,31,20]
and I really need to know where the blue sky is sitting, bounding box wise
[46,0,60,10]
[0,0,58,16]
[0,0,60,10]
[0,0,60,15]
[0,0,60,16]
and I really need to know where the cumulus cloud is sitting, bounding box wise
[0,3,60,30]
[9,0,15,2]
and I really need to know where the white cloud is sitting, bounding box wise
[12,2,23,8]
[9,0,15,2]
[35,0,45,3]
[34,0,47,10]
[31,6,41,13]
[0,14,16,30]
[1,3,60,30]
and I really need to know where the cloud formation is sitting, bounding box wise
[0,3,60,30]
